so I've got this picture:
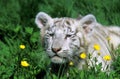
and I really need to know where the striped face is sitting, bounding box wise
[35,12,96,64]
[43,18,80,63]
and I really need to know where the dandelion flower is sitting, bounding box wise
[69,61,74,66]
[20,44,25,49]
[80,53,86,59]
[103,55,111,61]
[21,60,30,67]
[107,36,111,41]
[93,44,100,51]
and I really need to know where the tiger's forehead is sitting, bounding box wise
[53,18,78,31]
[54,18,76,26]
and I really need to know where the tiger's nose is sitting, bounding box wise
[52,48,61,53]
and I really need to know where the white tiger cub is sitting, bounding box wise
[35,12,120,71]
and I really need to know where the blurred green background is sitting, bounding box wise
[0,0,120,79]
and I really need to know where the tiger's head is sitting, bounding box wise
[35,12,97,64]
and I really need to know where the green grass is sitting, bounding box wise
[0,0,120,79]
[0,25,120,79]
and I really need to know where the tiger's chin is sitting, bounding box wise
[51,56,67,64]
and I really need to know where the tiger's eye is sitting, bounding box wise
[49,33,54,36]
[65,34,72,39]
[66,35,72,37]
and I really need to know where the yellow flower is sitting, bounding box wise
[80,53,87,59]
[69,61,74,66]
[103,55,111,61]
[20,44,25,49]
[107,36,111,41]
[21,60,30,67]
[93,44,100,51]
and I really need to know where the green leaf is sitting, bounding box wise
[25,27,33,34]
[13,25,21,33]
[30,32,39,43]
[80,71,84,79]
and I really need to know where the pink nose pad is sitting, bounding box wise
[52,48,61,53]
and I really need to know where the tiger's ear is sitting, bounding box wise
[79,14,97,34]
[35,12,53,29]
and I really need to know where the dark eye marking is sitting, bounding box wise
[66,21,71,25]
[66,34,72,37]
[45,31,54,37]
[65,34,71,39]
[49,33,54,36]
[65,34,75,39]
[83,25,87,29]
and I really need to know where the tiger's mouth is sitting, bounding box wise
[51,55,67,64]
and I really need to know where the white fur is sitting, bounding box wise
[35,12,53,29]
